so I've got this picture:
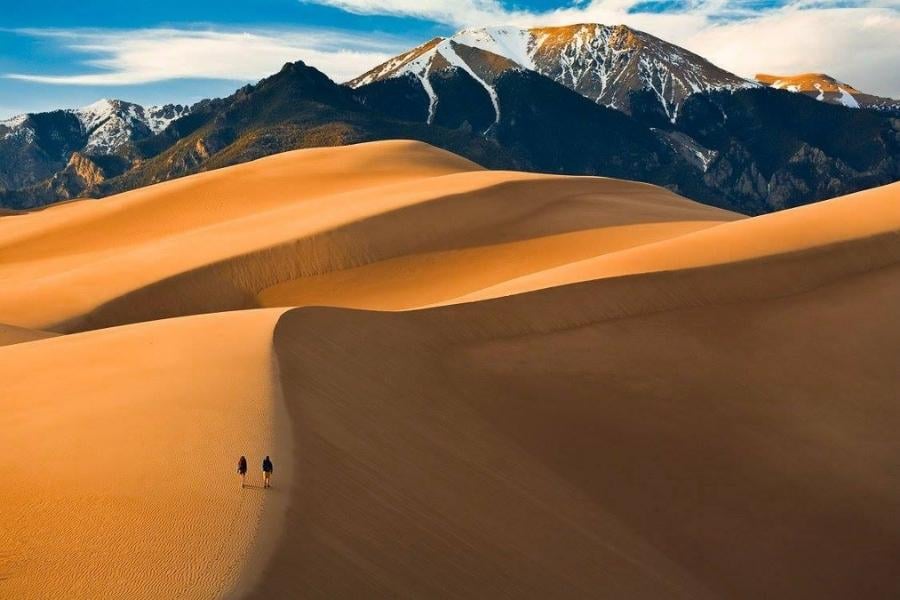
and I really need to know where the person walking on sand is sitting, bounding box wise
[237,456,248,488]
[262,456,273,489]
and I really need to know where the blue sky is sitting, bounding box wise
[2,0,898,118]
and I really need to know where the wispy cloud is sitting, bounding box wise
[302,0,900,97]
[4,2,898,98]
[686,6,900,97]
[4,28,404,86]
[299,0,511,24]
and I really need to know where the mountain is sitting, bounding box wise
[357,63,898,214]
[71,99,190,154]
[350,43,688,179]
[674,87,900,211]
[756,73,900,114]
[350,24,756,119]
[4,60,716,212]
[0,99,189,191]
[2,61,511,208]
[1,26,898,215]
[484,70,696,188]
[349,37,516,129]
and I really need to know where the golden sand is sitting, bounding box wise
[1,141,897,599]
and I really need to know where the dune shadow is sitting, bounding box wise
[52,178,721,333]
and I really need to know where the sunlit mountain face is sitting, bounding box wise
[350,25,757,120]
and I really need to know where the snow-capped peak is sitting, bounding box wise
[451,26,536,70]
[73,98,120,126]
[71,98,149,153]
[1,98,192,153]
[349,37,515,128]
[0,113,33,143]
[0,113,28,129]
[350,24,756,119]
[73,99,191,152]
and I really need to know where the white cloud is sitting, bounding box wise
[5,2,898,98]
[685,7,900,98]
[301,0,900,98]
[305,0,511,24]
[5,28,403,86]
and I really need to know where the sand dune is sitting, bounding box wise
[0,309,290,599]
[257,222,720,310]
[454,181,900,303]
[0,141,735,331]
[0,140,481,257]
[259,242,900,599]
[1,141,898,599]
[0,141,481,329]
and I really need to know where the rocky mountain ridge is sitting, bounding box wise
[350,24,757,119]
[1,24,898,215]
[0,99,189,191]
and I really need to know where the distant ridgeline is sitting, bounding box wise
[2,25,898,215]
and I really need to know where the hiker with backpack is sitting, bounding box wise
[237,456,248,487]
[262,456,273,489]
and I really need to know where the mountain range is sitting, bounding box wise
[0,99,189,191]
[1,24,897,214]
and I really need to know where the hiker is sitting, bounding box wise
[262,456,273,489]
[237,456,248,488]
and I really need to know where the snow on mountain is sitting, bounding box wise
[437,41,505,125]
[0,114,28,129]
[349,24,756,120]
[144,104,191,133]
[452,26,536,70]
[0,114,32,142]
[756,73,900,113]
[73,99,145,153]
[1,99,191,154]
[73,99,191,154]
[837,88,860,109]
[349,37,517,127]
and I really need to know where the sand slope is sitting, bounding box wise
[456,181,900,302]
[0,309,290,599]
[0,141,736,331]
[1,141,898,599]
[259,238,900,599]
